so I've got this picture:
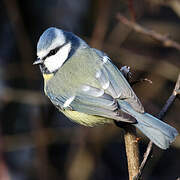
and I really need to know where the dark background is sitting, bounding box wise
[0,0,180,179]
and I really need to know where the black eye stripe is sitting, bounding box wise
[43,42,69,60]
[48,47,60,56]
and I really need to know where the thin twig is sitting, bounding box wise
[130,78,153,86]
[157,73,180,120]
[116,13,180,51]
[115,15,180,178]
[134,73,180,180]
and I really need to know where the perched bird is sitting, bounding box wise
[33,27,178,149]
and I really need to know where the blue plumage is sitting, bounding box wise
[34,27,179,149]
[118,100,178,149]
[37,27,58,52]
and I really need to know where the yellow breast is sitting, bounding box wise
[43,73,54,82]
[43,73,113,127]
[61,110,113,127]
[43,73,54,93]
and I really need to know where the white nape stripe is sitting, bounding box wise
[63,96,75,108]
[44,42,71,73]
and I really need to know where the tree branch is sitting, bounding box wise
[116,13,180,51]
[116,68,140,180]
[124,125,139,180]
[134,73,180,180]
[116,13,180,179]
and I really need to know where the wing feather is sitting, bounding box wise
[45,47,144,125]
[46,85,136,123]
[92,48,144,113]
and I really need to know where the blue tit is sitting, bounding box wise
[33,27,178,149]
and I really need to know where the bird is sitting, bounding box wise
[33,27,178,149]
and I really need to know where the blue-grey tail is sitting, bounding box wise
[134,112,178,149]
[118,100,178,149]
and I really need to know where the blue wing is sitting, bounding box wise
[92,48,144,113]
[46,84,137,123]
[45,47,143,124]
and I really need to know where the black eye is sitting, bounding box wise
[45,42,67,59]
[49,49,58,56]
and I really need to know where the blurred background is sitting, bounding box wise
[0,0,180,179]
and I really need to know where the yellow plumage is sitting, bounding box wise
[43,73,112,127]
[43,74,54,93]
[61,110,113,127]
[43,73,54,82]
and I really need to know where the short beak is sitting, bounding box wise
[33,58,43,65]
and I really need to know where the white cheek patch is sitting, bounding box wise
[44,42,71,72]
[37,29,66,59]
